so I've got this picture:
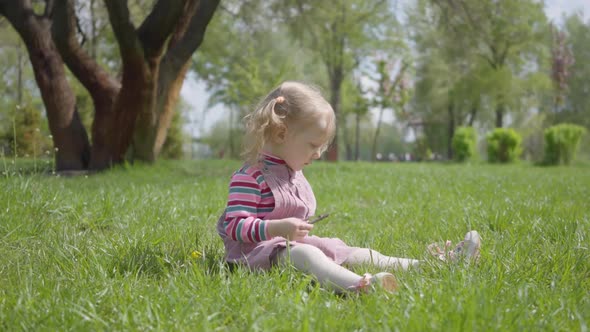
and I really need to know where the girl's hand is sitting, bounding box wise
[267,218,313,241]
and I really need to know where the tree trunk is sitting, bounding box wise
[495,103,504,128]
[148,62,191,159]
[3,0,219,171]
[468,105,477,126]
[340,114,353,160]
[371,107,386,162]
[447,102,455,160]
[355,111,361,161]
[327,66,343,161]
[1,0,91,170]
[133,0,219,160]
[52,0,121,170]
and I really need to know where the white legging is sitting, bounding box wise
[276,244,420,292]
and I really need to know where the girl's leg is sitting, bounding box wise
[276,244,364,292]
[344,248,421,270]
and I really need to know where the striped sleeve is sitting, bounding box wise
[223,168,271,243]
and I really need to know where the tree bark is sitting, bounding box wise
[0,0,91,170]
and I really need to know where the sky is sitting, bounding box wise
[180,0,590,137]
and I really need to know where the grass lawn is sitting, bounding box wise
[1,159,588,331]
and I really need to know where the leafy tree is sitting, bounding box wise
[429,0,550,128]
[277,0,401,161]
[341,76,371,161]
[408,0,484,159]
[369,58,410,161]
[0,0,219,171]
[556,14,590,129]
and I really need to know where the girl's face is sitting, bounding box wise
[272,114,332,171]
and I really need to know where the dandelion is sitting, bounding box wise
[190,250,202,259]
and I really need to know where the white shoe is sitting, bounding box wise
[428,230,481,263]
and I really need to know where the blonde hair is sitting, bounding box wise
[242,81,335,165]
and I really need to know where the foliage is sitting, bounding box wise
[452,126,477,162]
[547,14,590,132]
[201,117,242,159]
[414,0,550,130]
[550,25,575,109]
[0,103,51,157]
[486,128,522,163]
[543,123,587,165]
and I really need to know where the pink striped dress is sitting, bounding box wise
[216,153,357,270]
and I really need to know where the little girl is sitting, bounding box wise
[216,81,480,293]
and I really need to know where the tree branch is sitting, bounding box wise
[137,0,187,59]
[104,0,143,65]
[52,0,120,99]
[0,0,34,31]
[161,0,220,76]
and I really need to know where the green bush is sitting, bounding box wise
[452,126,477,162]
[486,128,522,163]
[543,123,587,165]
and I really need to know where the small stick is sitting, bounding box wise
[308,213,329,224]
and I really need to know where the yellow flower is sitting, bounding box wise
[191,250,202,259]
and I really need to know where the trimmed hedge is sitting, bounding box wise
[543,123,587,165]
[452,126,477,162]
[486,128,522,163]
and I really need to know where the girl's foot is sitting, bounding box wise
[428,230,481,263]
[349,272,398,293]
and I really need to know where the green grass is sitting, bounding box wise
[1,160,588,331]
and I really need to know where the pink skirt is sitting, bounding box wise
[227,235,359,270]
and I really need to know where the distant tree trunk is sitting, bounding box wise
[372,107,386,162]
[495,103,505,128]
[341,115,353,160]
[354,111,361,161]
[468,105,477,126]
[327,65,343,161]
[0,0,91,170]
[447,102,455,160]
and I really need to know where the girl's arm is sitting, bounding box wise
[223,169,272,243]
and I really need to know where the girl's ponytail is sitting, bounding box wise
[241,91,288,165]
